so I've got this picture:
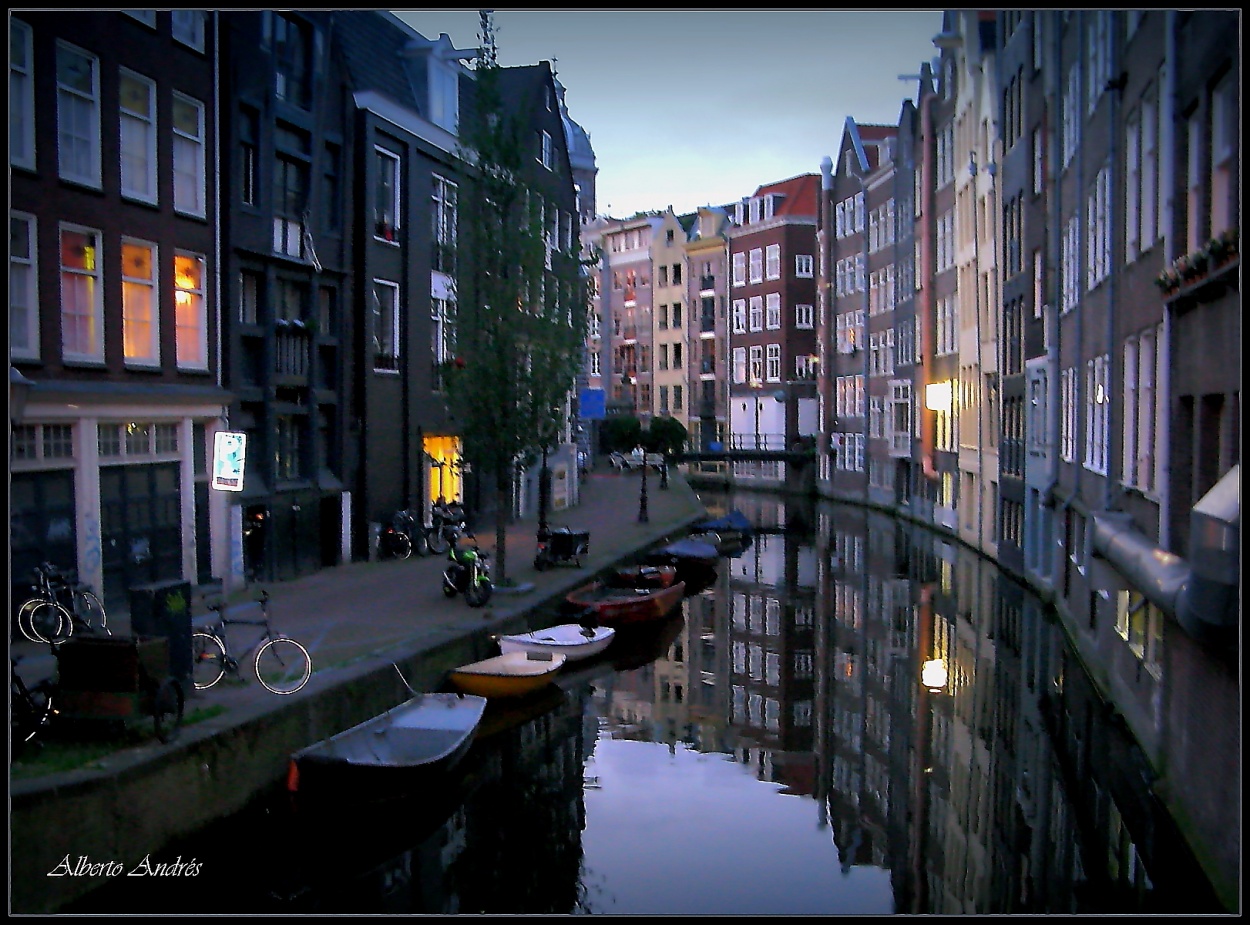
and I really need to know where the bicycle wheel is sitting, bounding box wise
[17,598,55,643]
[191,632,228,690]
[74,589,109,635]
[23,601,71,645]
[381,530,412,560]
[425,526,450,555]
[255,636,312,695]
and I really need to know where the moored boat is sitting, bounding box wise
[287,691,487,797]
[565,578,686,626]
[607,563,679,590]
[690,509,753,541]
[495,622,616,662]
[644,537,719,569]
[448,650,567,699]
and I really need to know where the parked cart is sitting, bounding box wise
[54,635,185,743]
[534,525,590,571]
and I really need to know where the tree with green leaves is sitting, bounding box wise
[441,11,590,586]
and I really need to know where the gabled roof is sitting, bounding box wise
[749,173,820,218]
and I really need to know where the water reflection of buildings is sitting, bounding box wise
[725,522,819,794]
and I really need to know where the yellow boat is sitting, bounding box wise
[448,650,567,699]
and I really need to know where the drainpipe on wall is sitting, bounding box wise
[820,155,834,484]
[1159,11,1177,551]
[1104,14,1123,513]
[1045,12,1063,579]
[918,86,939,482]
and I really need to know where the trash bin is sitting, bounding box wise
[128,579,192,685]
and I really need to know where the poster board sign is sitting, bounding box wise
[211,431,247,492]
[579,388,606,421]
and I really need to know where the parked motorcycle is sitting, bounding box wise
[442,533,493,607]
[426,500,466,555]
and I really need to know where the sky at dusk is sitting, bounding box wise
[392,9,946,218]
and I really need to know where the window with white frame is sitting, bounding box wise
[795,254,813,277]
[1062,66,1079,169]
[1210,72,1234,237]
[432,173,457,273]
[172,10,206,51]
[732,346,747,383]
[372,279,400,372]
[174,251,207,369]
[172,92,206,217]
[1086,11,1110,115]
[60,224,104,361]
[1085,355,1115,472]
[748,296,763,332]
[765,292,781,330]
[748,248,763,284]
[119,69,157,204]
[10,20,35,170]
[1061,215,1079,313]
[11,212,39,360]
[766,344,781,382]
[796,353,817,379]
[1124,111,1140,262]
[1060,366,1077,462]
[57,42,101,187]
[374,147,401,241]
[748,345,763,384]
[795,303,814,329]
[765,244,780,279]
[732,299,746,334]
[1115,591,1162,678]
[1142,93,1159,248]
[540,130,553,170]
[122,239,159,366]
[1087,165,1111,289]
[835,202,845,239]
[1122,328,1160,493]
[732,252,746,287]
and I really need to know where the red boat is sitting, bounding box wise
[607,564,678,590]
[566,579,686,626]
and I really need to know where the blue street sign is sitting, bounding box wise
[579,388,606,420]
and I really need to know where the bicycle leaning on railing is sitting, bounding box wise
[191,590,312,695]
[16,562,109,645]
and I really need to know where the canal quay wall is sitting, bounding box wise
[10,467,709,914]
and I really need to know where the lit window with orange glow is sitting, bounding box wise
[174,252,206,369]
[122,240,158,365]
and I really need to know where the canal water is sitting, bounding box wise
[66,491,1223,914]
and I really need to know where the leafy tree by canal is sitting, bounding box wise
[442,11,590,585]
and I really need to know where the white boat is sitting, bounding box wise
[495,623,616,662]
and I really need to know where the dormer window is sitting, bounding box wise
[430,58,458,132]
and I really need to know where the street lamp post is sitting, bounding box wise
[537,442,551,544]
[637,431,650,523]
